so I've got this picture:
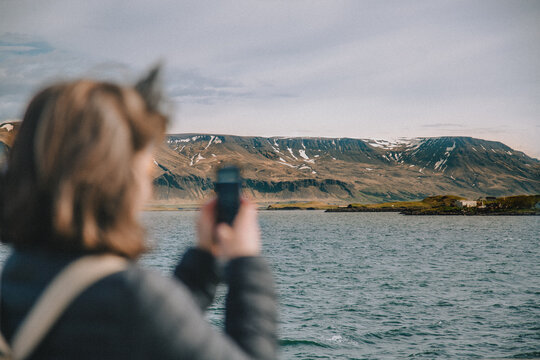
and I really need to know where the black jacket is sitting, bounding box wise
[0,248,277,359]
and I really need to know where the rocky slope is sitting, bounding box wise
[153,134,539,203]
[1,121,539,203]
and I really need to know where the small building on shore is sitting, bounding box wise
[455,200,478,208]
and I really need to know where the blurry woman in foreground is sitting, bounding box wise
[0,70,277,359]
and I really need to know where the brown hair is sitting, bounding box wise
[0,79,167,258]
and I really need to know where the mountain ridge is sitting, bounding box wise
[1,121,539,203]
[152,133,539,203]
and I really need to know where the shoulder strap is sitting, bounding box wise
[1,254,128,360]
[0,331,11,359]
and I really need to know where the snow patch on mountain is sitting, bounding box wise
[277,161,296,168]
[189,153,205,166]
[365,138,424,150]
[366,139,398,149]
[177,136,202,143]
[204,136,215,150]
[367,142,385,148]
[0,124,13,132]
[298,149,315,163]
[287,147,298,160]
[434,158,447,171]
[387,152,402,161]
[404,139,425,151]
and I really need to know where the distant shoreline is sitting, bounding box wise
[267,195,540,216]
[142,194,540,215]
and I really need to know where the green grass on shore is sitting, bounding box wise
[266,201,340,210]
[348,195,465,210]
[337,194,540,214]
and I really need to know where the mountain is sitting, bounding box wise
[0,121,19,169]
[153,134,539,203]
[1,121,539,203]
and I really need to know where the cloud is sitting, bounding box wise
[0,1,539,157]
[166,69,251,105]
[0,32,293,119]
[0,33,92,118]
[422,123,465,128]
[0,33,53,57]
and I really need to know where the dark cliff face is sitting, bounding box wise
[153,173,214,200]
[243,178,355,199]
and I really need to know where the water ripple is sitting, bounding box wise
[2,211,536,359]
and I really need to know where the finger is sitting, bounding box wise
[241,193,255,202]
[239,196,254,207]
[201,198,217,217]
[233,199,257,227]
[207,241,221,258]
[197,199,218,253]
[215,223,234,246]
[198,198,217,227]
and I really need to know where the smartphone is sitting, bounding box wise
[215,165,242,225]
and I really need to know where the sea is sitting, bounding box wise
[1,211,539,359]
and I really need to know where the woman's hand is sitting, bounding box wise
[197,198,261,260]
[196,199,219,256]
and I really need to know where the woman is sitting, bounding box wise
[0,70,277,359]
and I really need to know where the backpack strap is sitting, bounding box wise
[0,331,11,359]
[0,254,128,360]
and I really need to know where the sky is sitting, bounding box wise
[0,0,539,158]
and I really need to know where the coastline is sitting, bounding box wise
[143,194,540,215]
[269,195,540,216]
[327,195,540,216]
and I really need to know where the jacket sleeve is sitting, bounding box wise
[129,256,278,360]
[225,257,278,360]
[173,248,220,311]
